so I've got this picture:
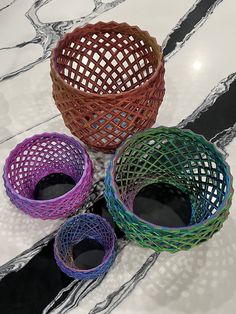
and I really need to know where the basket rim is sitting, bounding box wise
[3,132,93,206]
[54,213,116,273]
[106,126,234,232]
[50,20,164,99]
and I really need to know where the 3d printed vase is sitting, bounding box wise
[105,127,233,253]
[3,132,93,219]
[54,213,116,280]
[50,21,165,153]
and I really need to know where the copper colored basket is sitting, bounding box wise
[51,21,165,153]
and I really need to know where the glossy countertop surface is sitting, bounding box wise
[0,0,236,313]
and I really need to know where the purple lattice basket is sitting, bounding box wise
[54,213,117,280]
[3,132,93,220]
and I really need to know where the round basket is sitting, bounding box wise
[105,127,233,253]
[3,132,93,220]
[54,213,116,280]
[50,21,165,153]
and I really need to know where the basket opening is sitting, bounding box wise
[55,30,160,95]
[133,182,192,227]
[92,197,125,238]
[34,173,76,200]
[7,136,85,200]
[72,238,105,270]
[114,130,229,226]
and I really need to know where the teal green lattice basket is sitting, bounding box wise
[105,127,233,253]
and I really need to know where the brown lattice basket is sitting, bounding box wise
[50,21,165,153]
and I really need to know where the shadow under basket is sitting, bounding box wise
[105,127,233,253]
[54,213,116,280]
[3,132,93,220]
[50,21,165,153]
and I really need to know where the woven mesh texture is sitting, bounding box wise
[3,133,93,220]
[54,213,116,280]
[51,21,165,153]
[105,127,233,253]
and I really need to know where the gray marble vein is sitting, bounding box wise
[212,123,236,157]
[0,231,56,281]
[0,114,60,145]
[0,0,17,12]
[162,0,223,61]
[88,252,159,314]
[43,280,82,314]
[0,0,126,82]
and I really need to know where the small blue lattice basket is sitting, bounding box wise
[54,213,117,280]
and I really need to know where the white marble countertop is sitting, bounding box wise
[0,0,236,313]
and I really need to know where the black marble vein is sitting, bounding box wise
[0,239,73,314]
[0,0,127,83]
[162,0,223,61]
[178,72,236,152]
[0,232,56,281]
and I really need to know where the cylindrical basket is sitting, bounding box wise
[54,213,116,280]
[51,21,165,153]
[105,127,233,253]
[3,132,93,220]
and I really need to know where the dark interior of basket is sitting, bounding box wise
[6,136,85,199]
[114,132,229,226]
[54,27,160,94]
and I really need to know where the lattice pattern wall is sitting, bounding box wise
[54,213,116,280]
[51,21,165,152]
[105,127,233,252]
[3,133,93,219]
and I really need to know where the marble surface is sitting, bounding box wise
[0,0,236,313]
